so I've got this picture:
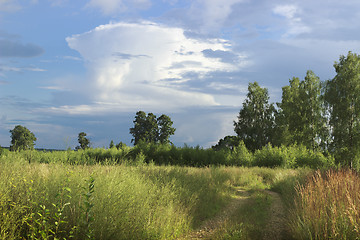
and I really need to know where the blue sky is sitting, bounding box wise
[1,0,360,149]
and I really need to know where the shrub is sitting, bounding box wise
[253,144,292,168]
[294,146,334,169]
[228,141,253,166]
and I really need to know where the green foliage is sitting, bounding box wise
[127,142,230,167]
[80,176,95,239]
[77,132,90,150]
[324,52,360,166]
[277,71,328,150]
[130,111,176,145]
[115,141,126,150]
[294,145,334,169]
[253,144,334,169]
[212,135,241,151]
[234,82,276,151]
[109,140,115,149]
[25,186,75,240]
[254,144,291,168]
[1,143,334,169]
[228,141,253,166]
[157,114,176,144]
[9,125,37,151]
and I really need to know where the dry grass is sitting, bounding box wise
[292,169,360,239]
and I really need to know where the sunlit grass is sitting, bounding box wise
[3,150,350,240]
[290,169,360,239]
[0,157,235,239]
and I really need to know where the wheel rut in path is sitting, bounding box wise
[177,188,251,240]
[178,189,289,240]
[262,190,288,240]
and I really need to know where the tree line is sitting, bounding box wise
[216,52,360,167]
[5,111,176,151]
[4,52,360,167]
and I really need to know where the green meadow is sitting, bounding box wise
[1,147,359,239]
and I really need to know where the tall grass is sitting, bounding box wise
[3,147,344,239]
[218,166,300,190]
[0,156,234,239]
[290,169,360,239]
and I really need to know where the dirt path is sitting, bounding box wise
[177,189,288,240]
[262,190,288,240]
[177,188,251,239]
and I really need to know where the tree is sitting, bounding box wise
[212,136,241,151]
[116,141,126,149]
[129,111,176,145]
[157,114,176,144]
[129,111,148,145]
[146,113,159,143]
[324,52,360,165]
[77,132,90,150]
[277,70,328,150]
[109,140,115,149]
[234,82,276,151]
[9,125,37,151]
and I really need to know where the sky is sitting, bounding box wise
[1,0,360,149]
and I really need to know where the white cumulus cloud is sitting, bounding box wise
[64,21,244,114]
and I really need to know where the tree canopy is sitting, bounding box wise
[130,111,176,145]
[77,132,90,150]
[324,52,360,165]
[9,125,37,151]
[157,114,176,144]
[277,70,328,150]
[212,135,241,151]
[234,82,275,151]
[109,140,115,149]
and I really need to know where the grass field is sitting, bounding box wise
[0,150,359,239]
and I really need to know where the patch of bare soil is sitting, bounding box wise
[178,189,290,240]
[177,188,250,240]
[262,190,289,240]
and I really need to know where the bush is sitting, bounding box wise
[294,146,334,169]
[228,141,253,166]
[252,144,334,169]
[253,144,293,168]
